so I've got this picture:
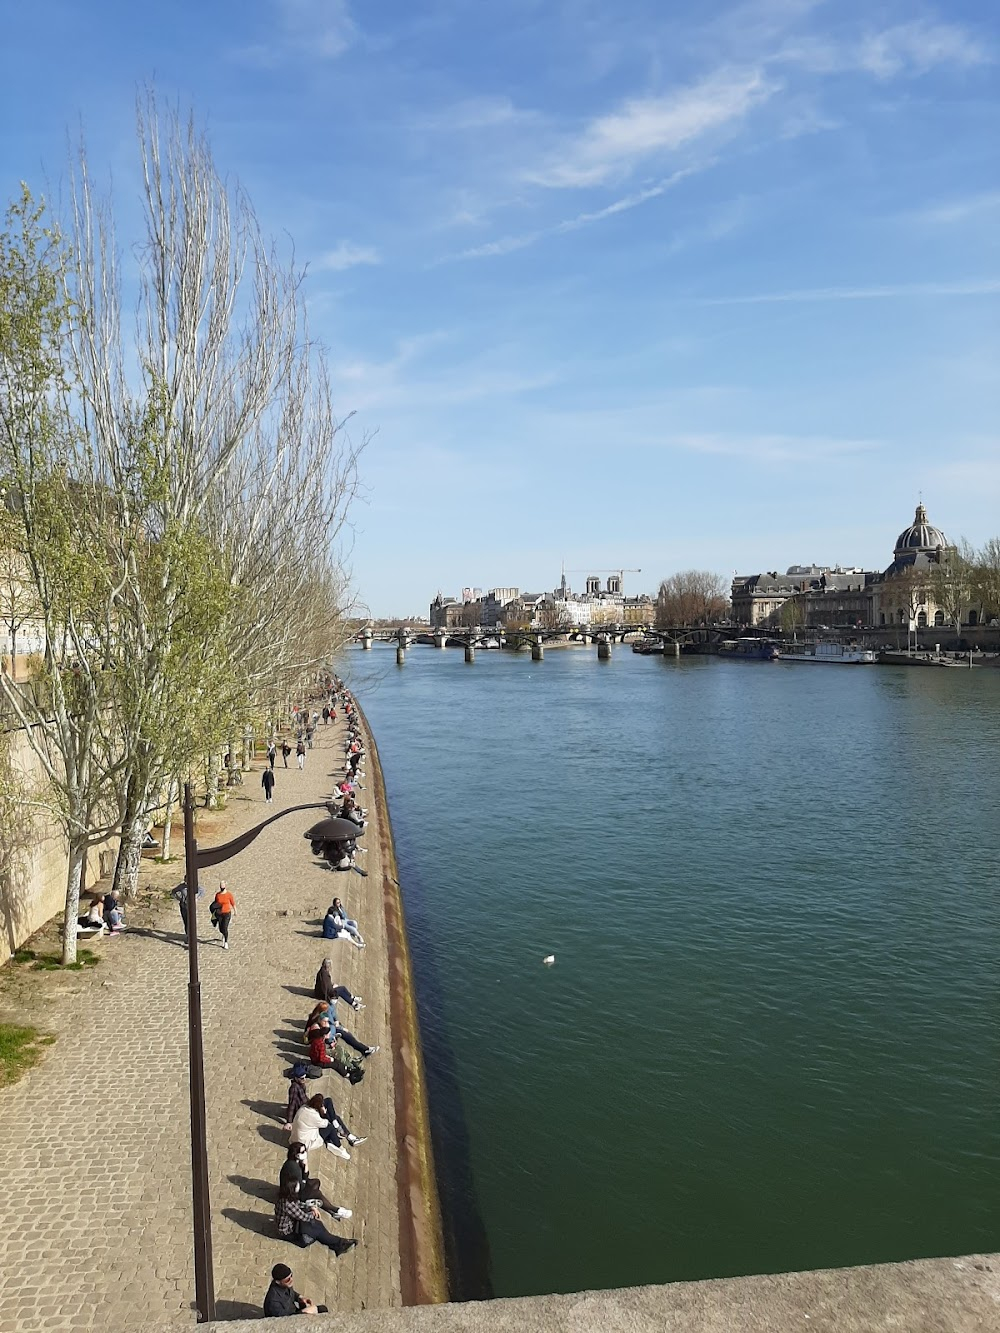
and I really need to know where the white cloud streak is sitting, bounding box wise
[529,68,777,188]
[314,241,380,272]
[233,0,355,66]
[443,165,707,262]
[698,280,1000,305]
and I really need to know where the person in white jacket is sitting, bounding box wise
[290,1093,366,1162]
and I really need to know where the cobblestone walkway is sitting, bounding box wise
[0,718,400,1330]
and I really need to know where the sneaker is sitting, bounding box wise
[336,1238,358,1256]
[325,1142,351,1160]
[364,1046,379,1057]
[347,1135,367,1147]
[222,941,228,949]
[352,998,365,1011]
[331,1206,353,1220]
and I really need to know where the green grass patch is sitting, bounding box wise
[0,1023,56,1086]
[11,948,100,971]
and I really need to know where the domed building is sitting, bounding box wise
[872,502,973,631]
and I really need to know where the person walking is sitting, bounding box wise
[267,741,276,770]
[281,739,291,768]
[212,882,236,949]
[296,739,306,771]
[172,881,194,942]
[262,768,275,804]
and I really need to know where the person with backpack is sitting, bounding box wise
[296,738,306,771]
[281,739,291,768]
[211,882,236,949]
[261,767,275,804]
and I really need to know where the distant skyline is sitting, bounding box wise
[1,1,997,615]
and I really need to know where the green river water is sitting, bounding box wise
[348,645,999,1299]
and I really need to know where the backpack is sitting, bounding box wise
[331,1041,365,1085]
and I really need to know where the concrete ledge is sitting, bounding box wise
[164,1252,998,1330]
[358,701,448,1305]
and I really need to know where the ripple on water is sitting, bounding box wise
[352,647,1000,1297]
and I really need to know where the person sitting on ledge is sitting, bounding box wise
[289,1093,360,1161]
[263,1263,328,1317]
[78,896,107,935]
[329,898,365,947]
[279,1142,353,1220]
[305,1003,378,1061]
[314,958,364,1010]
[322,900,362,939]
[305,1011,336,1068]
[273,1179,359,1252]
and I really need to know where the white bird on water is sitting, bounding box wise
[542,954,555,966]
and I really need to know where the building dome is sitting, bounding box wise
[893,503,948,557]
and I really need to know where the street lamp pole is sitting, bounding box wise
[183,781,216,1325]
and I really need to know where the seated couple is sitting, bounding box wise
[322,897,365,946]
[304,1003,379,1064]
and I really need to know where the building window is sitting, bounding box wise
[933,611,944,627]
[969,609,979,626]
[879,613,885,626]
[917,611,927,628]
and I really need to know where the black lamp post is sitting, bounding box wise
[182,784,335,1323]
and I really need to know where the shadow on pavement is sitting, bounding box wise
[242,1098,285,1120]
[127,925,188,949]
[222,1206,274,1238]
[229,1174,276,1204]
[214,1299,263,1320]
[283,984,315,998]
[256,1124,287,1146]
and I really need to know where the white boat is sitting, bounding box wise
[778,642,876,665]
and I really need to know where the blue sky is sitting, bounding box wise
[2,0,998,615]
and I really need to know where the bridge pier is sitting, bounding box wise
[597,634,611,661]
[670,642,680,658]
[531,637,544,662]
[434,631,447,649]
[396,646,405,665]
[361,630,373,651]
[580,633,591,646]
[464,643,475,664]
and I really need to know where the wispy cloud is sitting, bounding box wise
[857,20,989,78]
[233,0,356,66]
[529,68,777,188]
[314,241,380,272]
[668,431,881,463]
[906,193,1000,227]
[698,279,1000,305]
[776,18,991,78]
[419,96,538,133]
[443,165,707,262]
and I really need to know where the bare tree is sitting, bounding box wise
[657,570,729,628]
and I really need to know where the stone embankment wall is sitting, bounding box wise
[0,726,117,964]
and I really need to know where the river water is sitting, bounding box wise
[347,645,999,1300]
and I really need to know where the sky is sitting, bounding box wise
[1,0,998,615]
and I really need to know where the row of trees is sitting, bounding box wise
[655,570,729,629]
[0,100,364,962]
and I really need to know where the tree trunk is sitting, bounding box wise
[61,840,86,965]
[113,809,146,901]
[112,772,145,900]
[161,778,176,860]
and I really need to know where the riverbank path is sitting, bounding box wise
[0,717,402,1330]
